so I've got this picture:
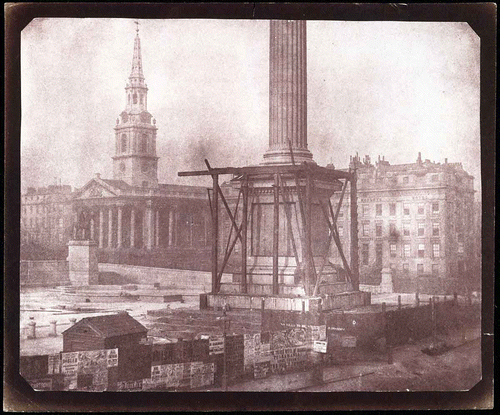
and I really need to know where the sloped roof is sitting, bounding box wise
[64,312,147,338]
[100,179,133,191]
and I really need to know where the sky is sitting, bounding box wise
[21,19,480,193]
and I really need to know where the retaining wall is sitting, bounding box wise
[98,263,231,292]
[20,260,70,287]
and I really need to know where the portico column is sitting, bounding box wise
[146,201,153,250]
[90,215,95,241]
[108,208,113,248]
[168,209,174,247]
[117,206,123,248]
[130,208,135,247]
[98,209,104,248]
[155,210,160,246]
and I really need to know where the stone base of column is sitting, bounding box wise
[262,148,315,165]
[67,240,99,286]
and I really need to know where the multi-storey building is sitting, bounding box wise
[330,153,476,294]
[21,184,74,253]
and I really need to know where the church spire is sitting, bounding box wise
[113,23,158,188]
[130,21,144,80]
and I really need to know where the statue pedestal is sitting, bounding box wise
[67,240,98,286]
[380,268,393,294]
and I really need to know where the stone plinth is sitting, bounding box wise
[205,291,370,312]
[380,268,393,293]
[67,240,99,286]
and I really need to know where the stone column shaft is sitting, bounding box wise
[130,208,135,247]
[108,208,113,248]
[264,20,313,165]
[146,203,153,250]
[168,209,174,247]
[99,209,104,248]
[117,206,123,248]
[155,210,160,246]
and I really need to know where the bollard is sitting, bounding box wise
[302,300,306,314]
[454,292,458,306]
[415,292,420,307]
[382,302,392,364]
[27,321,36,339]
[49,320,57,337]
[261,298,265,312]
[397,295,402,310]
[431,297,437,344]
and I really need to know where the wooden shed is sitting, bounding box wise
[62,312,147,352]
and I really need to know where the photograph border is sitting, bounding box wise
[4,2,495,411]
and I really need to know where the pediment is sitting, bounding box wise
[74,180,119,200]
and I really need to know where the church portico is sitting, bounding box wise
[69,26,212,273]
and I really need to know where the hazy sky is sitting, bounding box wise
[21,19,480,192]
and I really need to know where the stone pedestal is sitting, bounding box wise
[67,240,99,286]
[380,268,393,293]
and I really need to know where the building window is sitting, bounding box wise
[403,263,409,272]
[457,234,464,253]
[133,93,138,104]
[403,243,411,258]
[375,243,383,266]
[432,222,440,236]
[362,243,369,266]
[403,176,409,184]
[389,222,397,236]
[363,205,369,217]
[338,225,343,237]
[337,210,344,219]
[432,243,440,258]
[376,204,382,216]
[418,222,425,237]
[403,223,410,236]
[390,243,397,258]
[418,243,425,258]
[432,264,439,276]
[362,222,370,237]
[141,134,148,153]
[390,203,396,216]
[403,203,410,216]
[432,202,439,213]
[417,264,424,276]
[121,134,127,152]
[376,223,382,237]
[431,174,439,182]
[417,203,425,215]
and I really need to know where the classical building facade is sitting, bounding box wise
[21,184,74,255]
[68,29,211,269]
[329,153,476,294]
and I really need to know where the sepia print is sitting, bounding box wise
[10,5,493,408]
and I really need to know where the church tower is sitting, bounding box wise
[113,24,158,187]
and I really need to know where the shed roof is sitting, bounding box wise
[63,312,147,338]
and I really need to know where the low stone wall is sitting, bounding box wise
[205,291,371,312]
[98,263,227,292]
[20,260,70,287]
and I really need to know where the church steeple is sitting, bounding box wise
[113,23,159,188]
[130,22,145,81]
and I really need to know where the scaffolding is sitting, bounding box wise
[179,160,359,297]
